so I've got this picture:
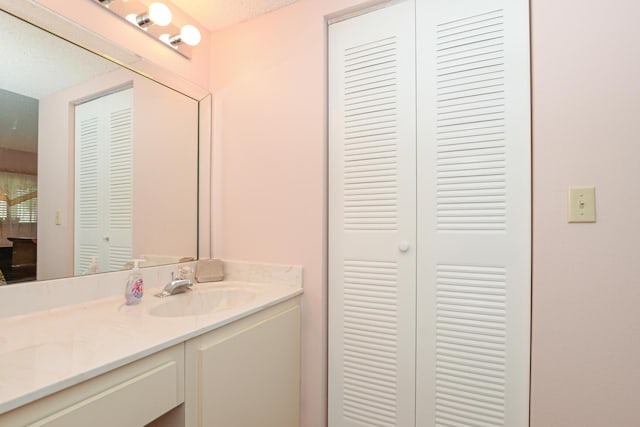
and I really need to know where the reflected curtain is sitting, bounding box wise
[0,171,37,247]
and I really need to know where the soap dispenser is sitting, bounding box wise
[125,259,145,305]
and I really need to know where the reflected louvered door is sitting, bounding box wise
[75,109,100,274]
[106,92,133,271]
[328,2,416,426]
[75,88,133,274]
[415,1,531,426]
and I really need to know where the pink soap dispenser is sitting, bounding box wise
[125,259,145,305]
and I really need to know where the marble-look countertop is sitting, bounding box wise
[0,279,302,414]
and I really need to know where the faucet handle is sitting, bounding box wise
[177,265,194,281]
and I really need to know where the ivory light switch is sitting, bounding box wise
[568,187,596,223]
[55,210,62,225]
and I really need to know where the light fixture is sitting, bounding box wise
[178,24,201,46]
[92,0,201,58]
[161,24,201,47]
[134,2,172,28]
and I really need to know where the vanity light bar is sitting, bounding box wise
[91,0,201,59]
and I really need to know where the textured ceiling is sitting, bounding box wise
[0,11,119,100]
[169,0,300,31]
[0,10,119,153]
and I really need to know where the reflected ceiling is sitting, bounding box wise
[0,10,120,155]
[0,11,119,100]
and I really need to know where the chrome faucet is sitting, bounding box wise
[155,272,193,298]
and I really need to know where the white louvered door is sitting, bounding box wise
[328,1,417,426]
[329,0,530,425]
[415,1,531,426]
[106,94,134,272]
[75,88,133,274]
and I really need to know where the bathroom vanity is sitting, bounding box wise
[0,2,302,425]
[0,262,303,427]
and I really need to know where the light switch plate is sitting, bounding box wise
[568,187,596,223]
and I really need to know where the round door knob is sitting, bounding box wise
[398,240,410,252]
[103,235,111,242]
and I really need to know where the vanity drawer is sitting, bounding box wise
[0,344,184,427]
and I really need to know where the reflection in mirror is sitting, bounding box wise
[0,8,199,285]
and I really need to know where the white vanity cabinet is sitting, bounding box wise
[184,297,301,427]
[0,285,301,427]
[0,344,185,427]
[0,296,302,427]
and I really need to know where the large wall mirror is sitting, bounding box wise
[0,2,209,285]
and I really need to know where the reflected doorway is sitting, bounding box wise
[74,87,133,275]
[0,89,38,284]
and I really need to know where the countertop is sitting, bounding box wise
[0,280,302,414]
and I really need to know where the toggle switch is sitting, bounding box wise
[567,187,596,223]
[55,210,62,225]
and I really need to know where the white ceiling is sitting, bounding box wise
[169,0,300,31]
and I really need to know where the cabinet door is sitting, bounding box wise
[328,1,417,426]
[416,0,531,425]
[194,305,300,427]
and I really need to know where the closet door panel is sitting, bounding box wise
[416,1,531,426]
[75,102,102,274]
[75,88,133,275]
[328,2,416,426]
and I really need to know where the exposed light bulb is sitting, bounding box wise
[162,25,201,48]
[180,24,202,46]
[125,13,137,25]
[180,24,201,46]
[148,2,172,27]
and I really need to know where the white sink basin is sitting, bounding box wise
[149,287,256,317]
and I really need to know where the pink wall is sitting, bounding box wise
[530,1,640,425]
[209,1,379,425]
[38,87,75,279]
[214,0,640,426]
[0,149,37,175]
[132,76,199,261]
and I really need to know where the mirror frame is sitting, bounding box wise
[0,0,212,283]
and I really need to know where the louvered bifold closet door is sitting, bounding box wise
[415,1,531,426]
[75,88,133,274]
[105,89,134,272]
[75,100,102,275]
[328,1,416,426]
